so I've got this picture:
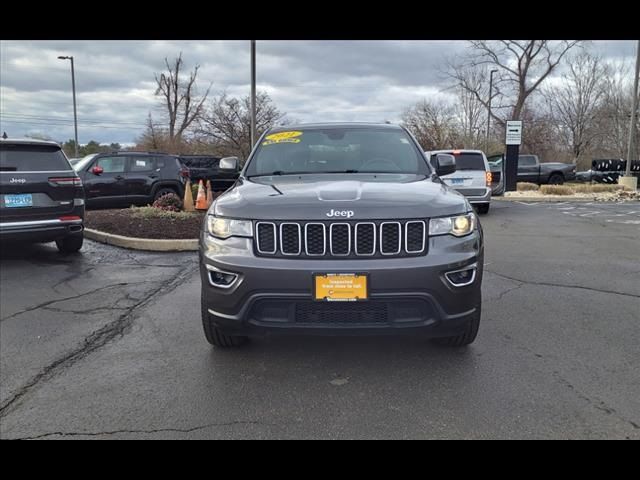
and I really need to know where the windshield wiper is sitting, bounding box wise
[249,170,362,178]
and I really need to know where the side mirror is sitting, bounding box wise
[91,165,104,175]
[435,154,456,176]
[219,156,239,172]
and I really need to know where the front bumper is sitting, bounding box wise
[200,228,483,337]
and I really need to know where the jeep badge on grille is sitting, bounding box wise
[326,209,354,218]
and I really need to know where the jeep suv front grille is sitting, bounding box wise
[255,220,427,259]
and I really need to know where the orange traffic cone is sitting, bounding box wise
[195,180,208,210]
[183,179,195,212]
[206,180,214,207]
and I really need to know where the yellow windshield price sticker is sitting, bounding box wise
[262,131,303,146]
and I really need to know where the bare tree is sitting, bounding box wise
[401,99,458,151]
[136,113,170,152]
[447,41,581,128]
[454,81,486,148]
[197,91,285,161]
[596,60,637,158]
[544,51,607,165]
[154,53,210,149]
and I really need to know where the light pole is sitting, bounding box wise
[58,55,79,158]
[485,69,498,154]
[250,41,257,149]
[625,39,640,177]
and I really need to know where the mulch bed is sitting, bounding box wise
[85,209,206,239]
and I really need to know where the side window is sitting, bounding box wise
[95,156,126,173]
[129,156,155,172]
[156,157,166,168]
[518,156,536,167]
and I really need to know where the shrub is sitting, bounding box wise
[517,182,539,192]
[130,206,197,220]
[540,185,575,195]
[152,192,183,212]
[572,184,618,194]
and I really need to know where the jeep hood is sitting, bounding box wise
[212,174,469,220]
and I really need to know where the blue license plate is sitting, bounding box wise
[450,178,464,185]
[4,194,33,208]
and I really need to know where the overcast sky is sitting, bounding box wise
[0,40,636,148]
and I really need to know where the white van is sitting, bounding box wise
[426,149,492,214]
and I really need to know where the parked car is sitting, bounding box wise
[0,138,85,253]
[487,154,577,185]
[178,155,239,191]
[200,123,484,348]
[425,149,492,214]
[575,159,640,184]
[73,151,188,208]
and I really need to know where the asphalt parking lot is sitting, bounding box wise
[1,201,639,439]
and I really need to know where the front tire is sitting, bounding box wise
[475,203,490,214]
[432,304,481,347]
[201,291,248,347]
[548,173,564,185]
[56,234,83,253]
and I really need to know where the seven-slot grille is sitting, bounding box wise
[255,220,426,258]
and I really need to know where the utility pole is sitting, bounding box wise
[58,56,79,158]
[625,39,640,177]
[250,40,257,149]
[485,69,498,154]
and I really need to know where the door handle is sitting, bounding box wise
[149,174,159,178]
[114,175,124,180]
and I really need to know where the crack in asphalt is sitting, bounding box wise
[494,283,524,301]
[52,267,96,292]
[0,263,196,419]
[495,322,640,435]
[485,270,640,299]
[551,371,640,433]
[6,420,277,440]
[0,281,152,323]
[41,305,130,315]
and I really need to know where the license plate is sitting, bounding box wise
[314,273,368,301]
[448,178,464,185]
[4,194,33,208]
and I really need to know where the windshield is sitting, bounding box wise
[73,153,99,172]
[0,144,71,172]
[245,127,429,177]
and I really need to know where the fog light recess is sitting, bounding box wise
[206,265,239,288]
[445,265,477,287]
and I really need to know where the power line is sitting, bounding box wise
[0,119,146,130]
[1,112,148,126]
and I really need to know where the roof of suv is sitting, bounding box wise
[93,150,176,157]
[428,149,486,155]
[0,138,62,148]
[266,122,402,133]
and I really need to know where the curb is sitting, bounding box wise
[84,228,199,252]
[493,196,602,203]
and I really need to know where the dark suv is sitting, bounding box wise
[179,155,239,191]
[0,138,85,253]
[200,123,483,348]
[73,151,188,208]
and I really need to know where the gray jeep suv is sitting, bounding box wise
[199,123,483,348]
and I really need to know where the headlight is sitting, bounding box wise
[207,216,253,239]
[429,213,476,237]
